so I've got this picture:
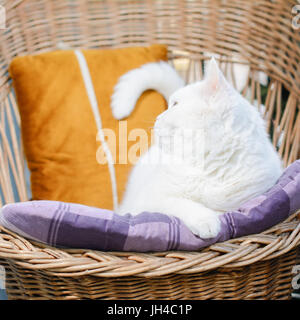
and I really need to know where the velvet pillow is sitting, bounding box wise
[0,160,299,252]
[9,45,168,209]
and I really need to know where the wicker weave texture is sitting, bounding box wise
[1,248,298,300]
[0,211,299,299]
[0,0,299,300]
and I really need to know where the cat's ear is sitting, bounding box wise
[204,57,227,94]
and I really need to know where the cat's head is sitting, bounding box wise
[154,57,252,159]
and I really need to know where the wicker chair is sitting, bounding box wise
[0,0,300,300]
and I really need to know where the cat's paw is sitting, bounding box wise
[187,215,221,239]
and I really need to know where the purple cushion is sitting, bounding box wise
[0,160,299,252]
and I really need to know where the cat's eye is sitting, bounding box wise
[171,101,178,108]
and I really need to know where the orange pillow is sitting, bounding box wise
[9,45,168,209]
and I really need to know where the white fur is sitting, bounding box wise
[117,58,283,239]
[111,61,185,120]
[204,52,268,92]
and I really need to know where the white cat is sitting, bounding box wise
[115,58,282,239]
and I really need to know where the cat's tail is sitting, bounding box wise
[111,61,185,120]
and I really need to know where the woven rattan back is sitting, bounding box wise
[0,0,299,206]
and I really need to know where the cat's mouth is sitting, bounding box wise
[154,115,176,136]
[154,127,175,137]
[154,125,176,153]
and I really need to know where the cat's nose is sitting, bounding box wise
[156,109,168,120]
